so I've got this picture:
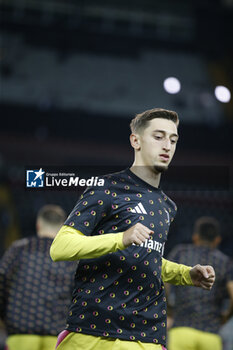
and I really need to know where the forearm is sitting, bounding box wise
[162,258,193,285]
[50,225,125,261]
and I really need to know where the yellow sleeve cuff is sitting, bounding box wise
[116,231,126,250]
[162,258,193,286]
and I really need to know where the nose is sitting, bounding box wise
[162,139,171,152]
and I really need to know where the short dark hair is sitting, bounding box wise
[37,204,66,226]
[130,108,179,134]
[194,216,220,242]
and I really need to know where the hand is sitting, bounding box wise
[123,223,154,247]
[189,264,215,290]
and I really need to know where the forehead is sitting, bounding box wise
[145,118,178,134]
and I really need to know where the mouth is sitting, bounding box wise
[159,154,170,162]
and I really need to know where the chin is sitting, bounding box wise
[153,164,169,174]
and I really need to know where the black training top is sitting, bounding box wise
[0,237,77,335]
[64,168,177,346]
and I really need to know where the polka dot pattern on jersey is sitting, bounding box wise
[0,237,77,336]
[64,168,177,347]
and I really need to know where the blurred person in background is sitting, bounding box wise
[0,204,77,350]
[50,109,215,350]
[166,216,233,350]
[219,315,233,350]
[0,320,6,350]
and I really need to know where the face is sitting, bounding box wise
[133,118,179,173]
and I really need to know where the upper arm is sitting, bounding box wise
[50,223,125,261]
[64,186,112,236]
[50,225,84,261]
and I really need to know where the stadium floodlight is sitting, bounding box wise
[163,77,181,94]
[214,85,231,103]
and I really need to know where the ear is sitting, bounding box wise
[192,233,199,244]
[130,133,141,150]
[213,235,221,248]
[36,218,40,232]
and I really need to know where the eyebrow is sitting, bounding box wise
[152,129,179,138]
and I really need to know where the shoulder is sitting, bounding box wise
[161,190,177,210]
[210,249,233,280]
[102,169,130,185]
[0,238,31,265]
[8,237,31,250]
[212,249,231,264]
[81,169,129,195]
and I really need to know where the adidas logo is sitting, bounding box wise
[131,202,147,214]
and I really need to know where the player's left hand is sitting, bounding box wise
[189,264,215,290]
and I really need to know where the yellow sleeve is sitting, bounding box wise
[50,225,126,261]
[161,258,193,286]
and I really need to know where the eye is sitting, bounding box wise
[154,135,163,140]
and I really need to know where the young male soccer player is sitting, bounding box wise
[50,108,215,350]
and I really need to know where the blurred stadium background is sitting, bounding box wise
[0,0,233,298]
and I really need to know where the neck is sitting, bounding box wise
[195,240,215,249]
[130,163,161,188]
[37,231,56,239]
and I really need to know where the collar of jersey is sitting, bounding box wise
[126,168,162,193]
